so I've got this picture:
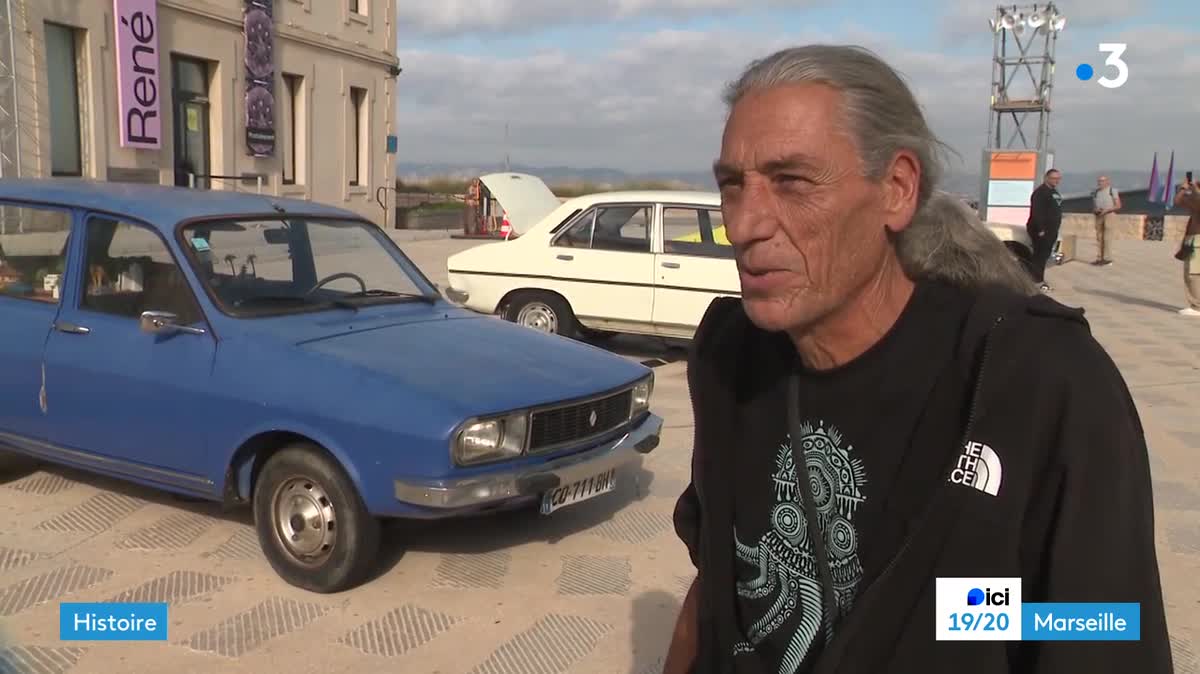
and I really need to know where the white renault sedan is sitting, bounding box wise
[446,190,735,340]
[446,190,1042,340]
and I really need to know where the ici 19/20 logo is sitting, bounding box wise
[1075,43,1128,89]
[967,587,1010,607]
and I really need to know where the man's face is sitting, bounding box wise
[714,83,917,334]
[1046,171,1062,188]
[1098,176,1109,189]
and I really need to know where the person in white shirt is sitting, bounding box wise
[1091,175,1121,265]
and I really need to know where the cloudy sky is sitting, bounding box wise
[394,0,1199,180]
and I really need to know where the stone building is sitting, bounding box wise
[1,0,401,227]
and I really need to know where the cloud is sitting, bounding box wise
[394,24,1200,180]
[396,29,806,174]
[395,0,817,37]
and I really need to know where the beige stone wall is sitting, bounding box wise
[1164,215,1191,241]
[11,0,399,227]
[1061,213,1190,243]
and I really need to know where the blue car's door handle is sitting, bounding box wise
[54,321,90,335]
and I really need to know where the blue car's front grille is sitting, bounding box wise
[528,389,633,453]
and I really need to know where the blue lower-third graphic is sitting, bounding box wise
[1022,603,1140,641]
[60,602,168,641]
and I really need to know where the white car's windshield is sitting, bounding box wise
[180,216,434,316]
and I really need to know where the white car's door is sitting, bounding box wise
[652,204,740,338]
[546,203,655,330]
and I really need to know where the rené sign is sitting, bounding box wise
[113,0,161,149]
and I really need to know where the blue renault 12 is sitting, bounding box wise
[0,179,661,592]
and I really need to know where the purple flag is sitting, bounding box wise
[1163,151,1175,210]
[1147,153,1160,203]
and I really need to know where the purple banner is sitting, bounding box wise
[244,0,275,156]
[113,0,162,149]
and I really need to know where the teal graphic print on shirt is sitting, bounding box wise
[732,421,868,673]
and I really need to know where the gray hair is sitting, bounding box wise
[724,45,1037,296]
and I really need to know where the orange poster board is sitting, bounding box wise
[988,152,1038,180]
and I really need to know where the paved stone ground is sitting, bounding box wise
[0,237,1196,674]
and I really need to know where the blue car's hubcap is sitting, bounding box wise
[273,477,336,565]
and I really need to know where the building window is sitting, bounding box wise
[282,73,304,185]
[171,56,212,189]
[349,0,365,15]
[349,86,367,187]
[45,23,83,177]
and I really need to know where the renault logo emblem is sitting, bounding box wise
[588,410,598,428]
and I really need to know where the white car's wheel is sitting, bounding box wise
[517,302,558,332]
[504,291,579,338]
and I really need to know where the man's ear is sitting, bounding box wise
[882,150,921,234]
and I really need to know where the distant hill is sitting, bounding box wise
[396,161,1152,199]
[946,170,1151,199]
[396,161,716,190]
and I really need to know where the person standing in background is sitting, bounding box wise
[1027,169,1064,292]
[1173,175,1200,316]
[464,178,481,235]
[1091,175,1121,266]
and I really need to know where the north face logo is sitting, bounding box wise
[949,441,1002,496]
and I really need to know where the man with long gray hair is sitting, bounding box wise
[666,45,1171,673]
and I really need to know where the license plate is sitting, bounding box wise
[540,468,617,515]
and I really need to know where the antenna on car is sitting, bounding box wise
[271,202,286,213]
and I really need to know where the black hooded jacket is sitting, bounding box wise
[673,286,1173,673]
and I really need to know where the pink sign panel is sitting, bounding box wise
[985,206,1031,226]
[113,0,162,149]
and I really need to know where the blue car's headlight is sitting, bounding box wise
[453,412,528,466]
[631,374,653,417]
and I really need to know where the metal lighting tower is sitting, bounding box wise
[986,3,1066,151]
[0,0,21,179]
[978,4,1066,224]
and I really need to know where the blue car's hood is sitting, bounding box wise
[295,314,649,416]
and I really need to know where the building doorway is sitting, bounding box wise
[172,56,211,188]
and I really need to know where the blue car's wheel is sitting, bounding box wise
[253,444,380,593]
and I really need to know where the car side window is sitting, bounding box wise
[554,205,652,253]
[591,206,651,253]
[0,204,71,304]
[554,209,596,248]
[80,217,203,326]
[661,207,734,259]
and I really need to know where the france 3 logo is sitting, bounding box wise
[935,577,1023,641]
[1076,43,1128,89]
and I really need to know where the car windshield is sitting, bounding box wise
[179,216,434,316]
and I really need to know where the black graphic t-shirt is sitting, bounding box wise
[728,280,975,673]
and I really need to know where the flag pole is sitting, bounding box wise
[1148,152,1160,202]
